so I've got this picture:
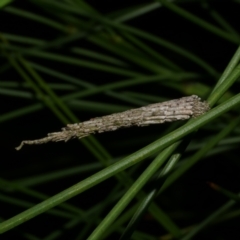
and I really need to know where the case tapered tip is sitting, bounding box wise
[15,142,24,151]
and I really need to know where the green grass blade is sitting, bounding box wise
[157,0,240,44]
[119,153,181,240]
[71,47,128,66]
[204,4,240,39]
[181,192,240,240]
[86,142,181,240]
[4,7,68,32]
[0,0,12,8]
[1,93,240,233]
[160,117,240,193]
[211,45,240,95]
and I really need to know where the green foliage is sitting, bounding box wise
[1,0,240,239]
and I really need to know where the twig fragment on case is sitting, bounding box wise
[16,95,210,150]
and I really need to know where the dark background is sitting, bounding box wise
[1,0,240,239]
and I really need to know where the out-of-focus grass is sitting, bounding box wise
[1,1,240,239]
